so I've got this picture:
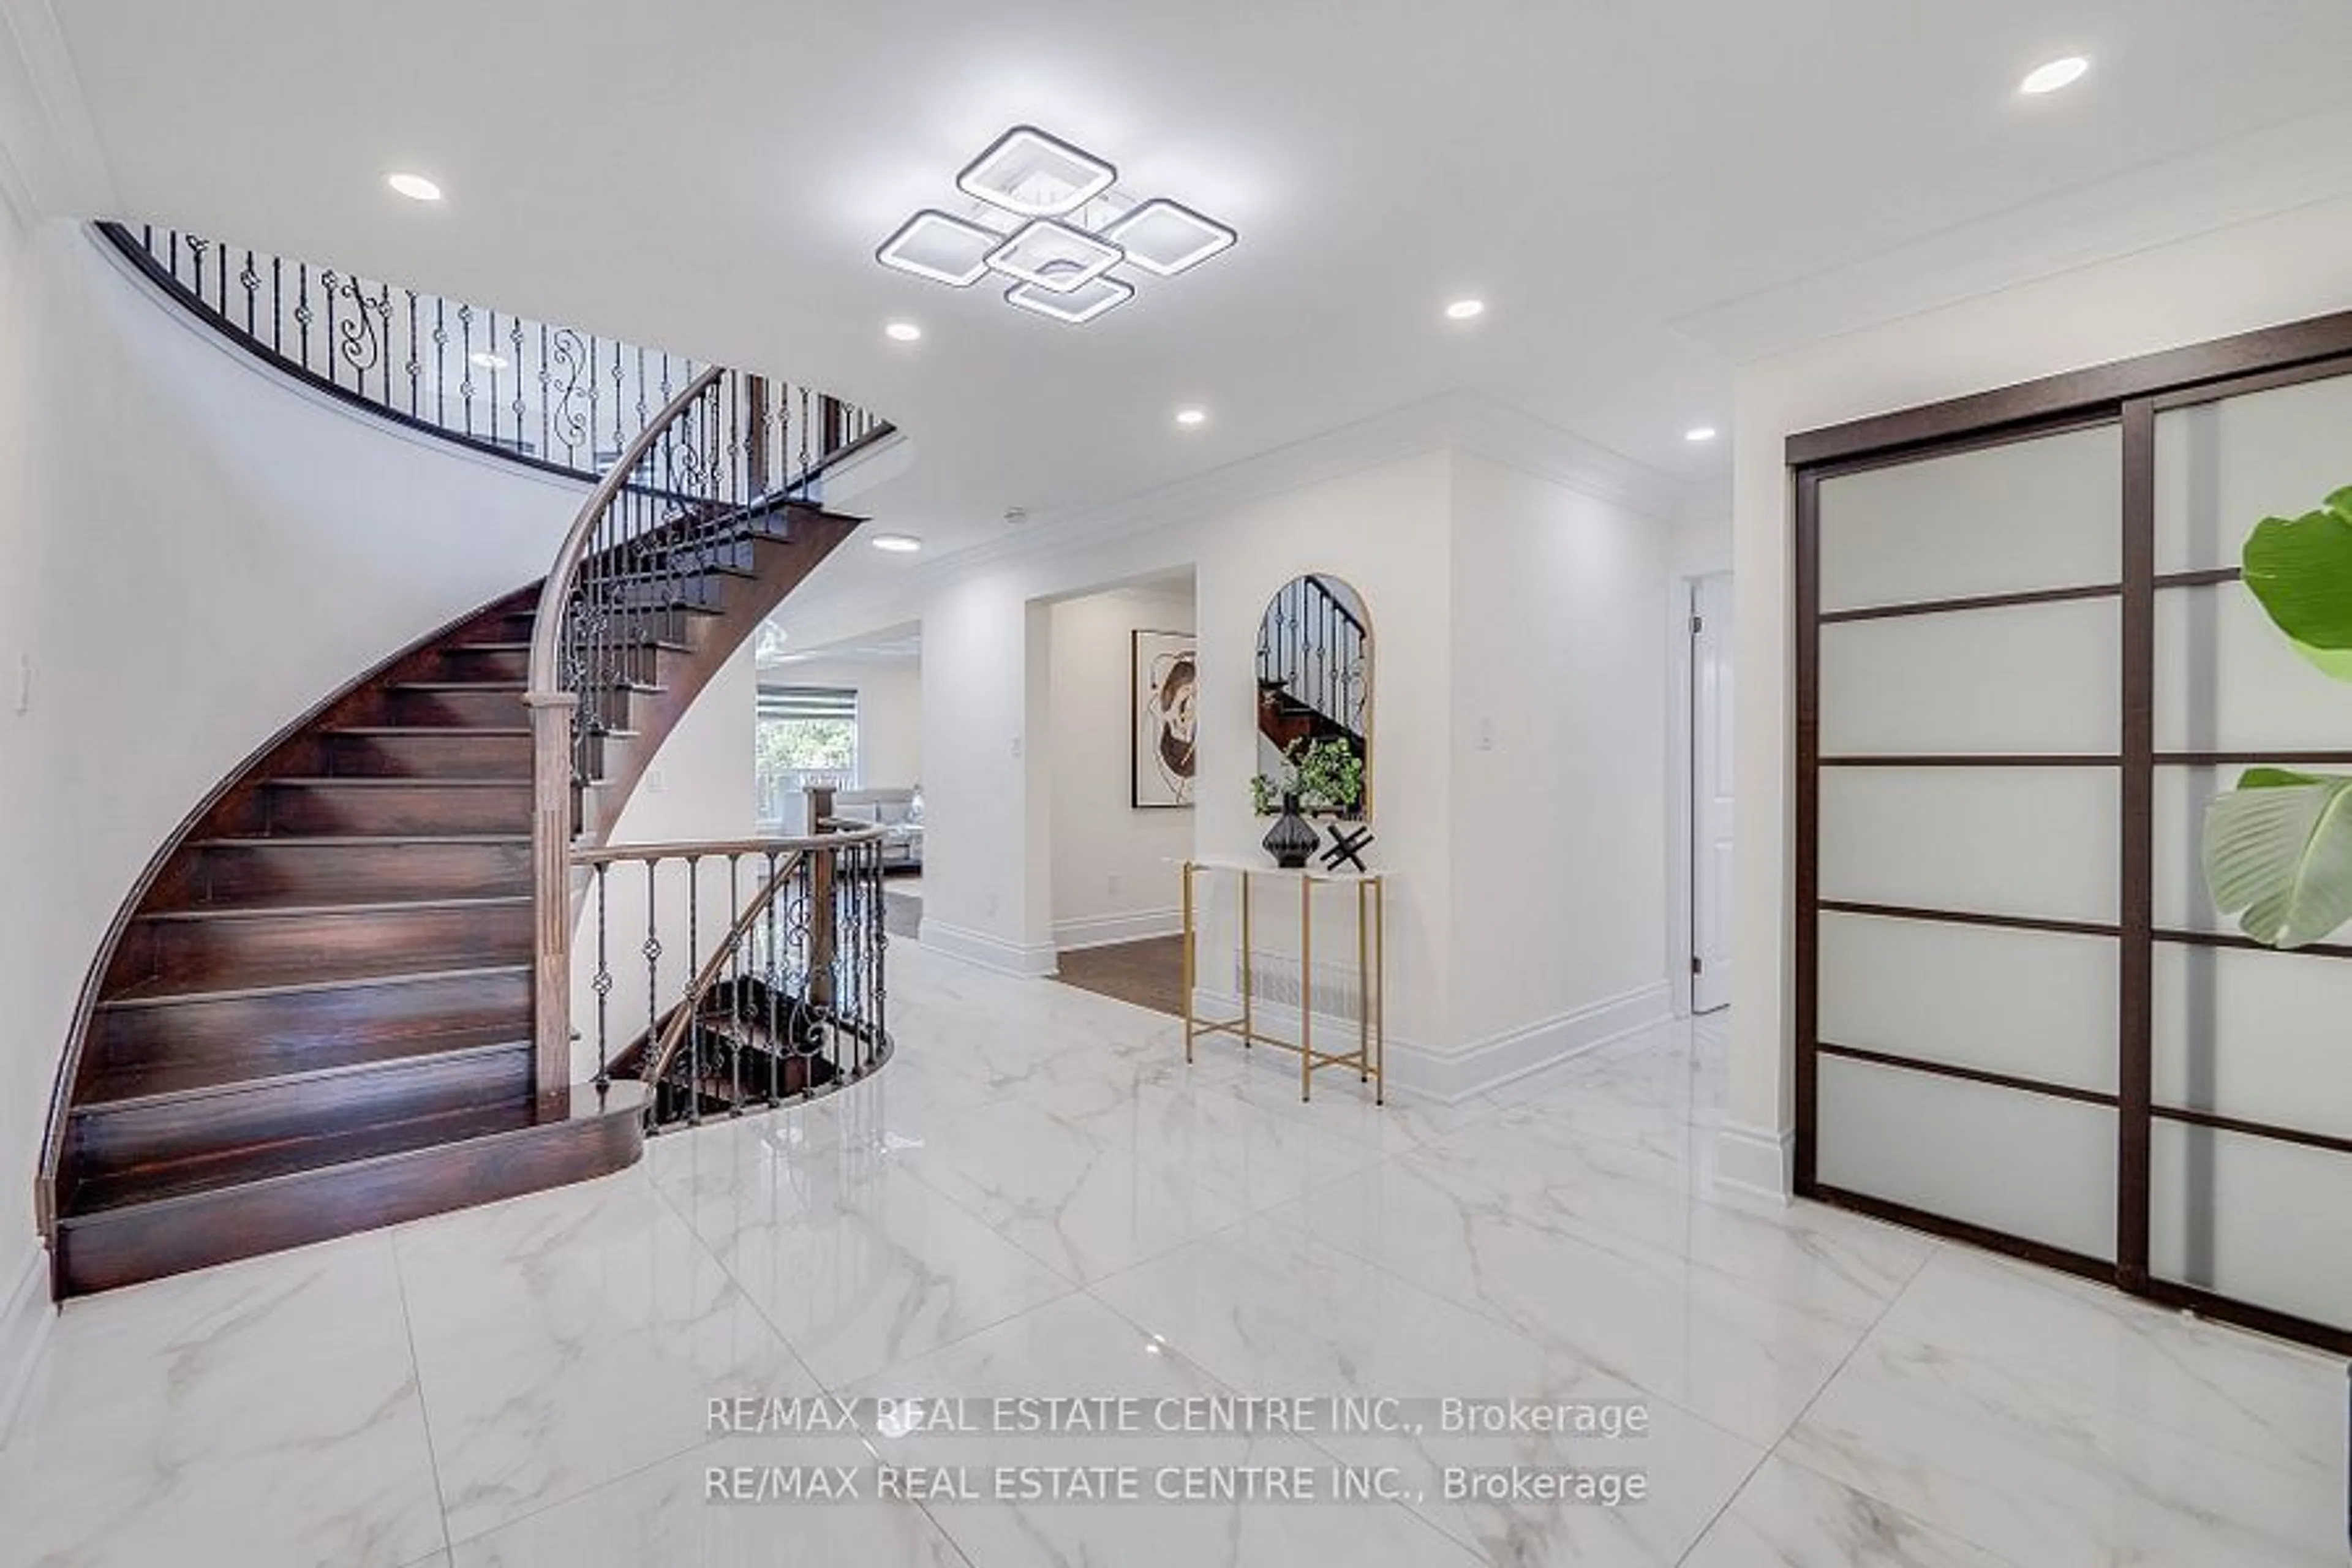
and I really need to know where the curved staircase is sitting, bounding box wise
[40,227,883,1297]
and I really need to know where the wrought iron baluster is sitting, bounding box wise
[644,857,662,1118]
[592,864,612,1090]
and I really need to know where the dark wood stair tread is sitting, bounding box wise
[78,1026,529,1110]
[64,1082,647,1218]
[262,776,531,788]
[327,725,532,736]
[135,894,531,924]
[192,833,532,845]
[99,957,530,1009]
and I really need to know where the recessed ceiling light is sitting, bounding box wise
[386,172,443,202]
[1685,426,1718,443]
[869,533,923,553]
[1174,407,1208,428]
[884,321,922,342]
[1445,298,1486,322]
[2019,56,2090,95]
[469,351,510,372]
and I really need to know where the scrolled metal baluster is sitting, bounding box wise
[684,854,702,1123]
[592,864,612,1091]
[726,853,744,1114]
[239,251,260,338]
[295,265,314,366]
[643,858,663,1117]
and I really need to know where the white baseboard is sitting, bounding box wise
[0,1238,53,1447]
[1052,908,1182,952]
[1714,1121,1795,1204]
[918,918,1058,978]
[1416,983,1677,1103]
[1186,980,1675,1106]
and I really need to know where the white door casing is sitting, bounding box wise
[1692,573,1734,1013]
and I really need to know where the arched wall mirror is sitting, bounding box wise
[1254,573,1371,816]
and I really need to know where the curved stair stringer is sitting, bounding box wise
[37,583,652,1299]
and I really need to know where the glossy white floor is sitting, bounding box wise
[1,940,2343,1566]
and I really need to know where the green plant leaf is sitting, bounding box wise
[2203,773,2352,949]
[2242,496,2352,664]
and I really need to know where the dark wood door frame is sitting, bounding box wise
[1790,309,2352,1357]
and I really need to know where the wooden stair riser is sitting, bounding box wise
[425,644,530,682]
[116,900,532,990]
[385,687,532,728]
[318,729,533,778]
[168,838,533,906]
[263,780,533,837]
[92,970,531,1074]
[53,1087,643,1297]
[68,1044,534,1183]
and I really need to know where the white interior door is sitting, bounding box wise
[1692,574,1734,1013]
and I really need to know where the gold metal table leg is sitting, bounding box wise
[1240,870,1253,1050]
[1357,880,1371,1083]
[1300,875,1313,1102]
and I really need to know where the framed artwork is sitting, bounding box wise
[1131,630,1197,809]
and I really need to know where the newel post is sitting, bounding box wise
[525,690,581,1095]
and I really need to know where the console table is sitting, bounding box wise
[1178,856,1386,1103]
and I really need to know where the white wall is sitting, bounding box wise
[1725,192,2352,1196]
[763,655,922,790]
[1449,454,1677,1065]
[808,420,1684,1098]
[0,223,585,1273]
[1047,581,1196,950]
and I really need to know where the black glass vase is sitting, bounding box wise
[1262,793,1318,870]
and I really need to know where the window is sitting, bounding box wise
[756,685,859,826]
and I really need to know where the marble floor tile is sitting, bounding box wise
[1782,1322,2345,1567]
[892,1096,1248,1283]
[0,1232,446,1567]
[1090,1215,1764,1566]
[394,1173,820,1545]
[1866,1245,2343,1488]
[702,1159,1074,1388]
[447,1434,968,1568]
[1271,1144,1880,1446]
[1411,1103,1934,1325]
[1068,1074,1384,1212]
[1679,1453,2017,1568]
[850,1291,1485,1568]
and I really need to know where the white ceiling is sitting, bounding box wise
[42,0,2352,606]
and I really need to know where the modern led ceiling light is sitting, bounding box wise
[879,125,1233,325]
[1005,274,1134,325]
[986,219,1124,293]
[957,125,1116,216]
[876,210,998,287]
[1101,198,1235,276]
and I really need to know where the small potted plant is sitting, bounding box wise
[1250,737,1365,867]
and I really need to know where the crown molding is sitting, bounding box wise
[786,390,1689,642]
[0,0,115,219]
[1672,100,2352,365]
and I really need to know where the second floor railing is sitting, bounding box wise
[100,221,886,486]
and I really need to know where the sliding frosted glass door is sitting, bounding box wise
[1806,426,2125,1264]
[1794,329,2352,1354]
[2147,371,2352,1333]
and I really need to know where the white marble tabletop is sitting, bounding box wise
[1177,853,1389,884]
